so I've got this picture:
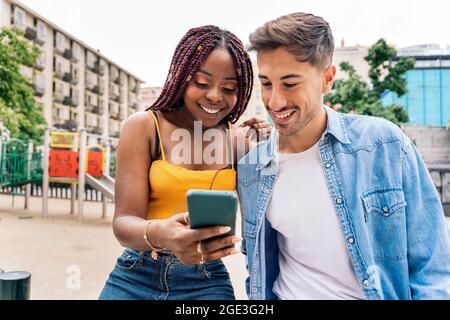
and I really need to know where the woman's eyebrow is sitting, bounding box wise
[198,69,237,81]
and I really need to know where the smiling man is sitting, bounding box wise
[237,12,450,300]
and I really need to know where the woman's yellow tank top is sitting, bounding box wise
[147,112,236,220]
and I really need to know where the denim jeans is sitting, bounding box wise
[98,248,235,300]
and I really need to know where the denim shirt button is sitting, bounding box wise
[335,197,343,205]
[347,237,355,244]
[325,162,332,169]
[253,288,258,293]
[363,279,370,288]
[382,207,390,214]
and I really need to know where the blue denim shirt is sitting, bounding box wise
[237,106,450,300]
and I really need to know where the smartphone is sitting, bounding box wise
[186,189,238,241]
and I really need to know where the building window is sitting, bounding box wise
[55,32,66,52]
[36,51,46,69]
[34,74,45,90]
[13,7,26,30]
[36,20,46,43]
[71,64,79,83]
[54,56,65,76]
[86,51,97,70]
[72,43,81,61]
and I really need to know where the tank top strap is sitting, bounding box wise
[149,111,166,161]
[227,122,234,171]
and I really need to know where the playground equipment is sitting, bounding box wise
[0,137,42,209]
[41,129,115,222]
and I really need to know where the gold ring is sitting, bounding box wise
[197,241,203,254]
[183,212,190,225]
[197,241,205,264]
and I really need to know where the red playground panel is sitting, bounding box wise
[49,150,79,178]
[87,151,103,178]
[49,150,104,179]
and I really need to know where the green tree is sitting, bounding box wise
[325,39,415,125]
[0,27,46,144]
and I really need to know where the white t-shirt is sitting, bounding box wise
[266,140,364,300]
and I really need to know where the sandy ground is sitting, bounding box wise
[0,194,248,300]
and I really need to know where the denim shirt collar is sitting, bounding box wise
[256,106,351,172]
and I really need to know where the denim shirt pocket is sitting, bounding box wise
[361,187,407,218]
[360,187,407,260]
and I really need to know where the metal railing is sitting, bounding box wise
[0,139,42,189]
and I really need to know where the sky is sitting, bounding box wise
[18,0,450,86]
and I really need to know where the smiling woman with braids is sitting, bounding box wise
[99,26,269,300]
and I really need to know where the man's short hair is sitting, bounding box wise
[248,12,334,69]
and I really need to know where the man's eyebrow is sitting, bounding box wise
[258,74,303,80]
[280,74,303,80]
[198,69,237,81]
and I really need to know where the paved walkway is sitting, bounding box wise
[1,194,449,300]
[0,195,248,300]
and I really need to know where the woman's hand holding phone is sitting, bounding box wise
[148,212,240,265]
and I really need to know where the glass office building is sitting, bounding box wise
[381,47,450,127]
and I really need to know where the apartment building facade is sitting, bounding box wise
[0,0,143,143]
[138,86,162,112]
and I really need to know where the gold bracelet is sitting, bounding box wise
[143,219,166,260]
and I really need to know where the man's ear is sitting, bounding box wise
[322,65,336,94]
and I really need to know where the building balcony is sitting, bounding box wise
[109,102,119,115]
[85,84,97,93]
[128,78,137,92]
[24,26,37,41]
[98,63,105,76]
[54,93,64,104]
[93,85,104,95]
[63,96,78,107]
[86,60,96,71]
[92,64,100,74]
[63,72,72,83]
[71,77,79,85]
[35,35,45,45]
[61,93,71,105]
[33,73,45,97]
[128,93,138,108]
[91,106,100,114]
[109,130,120,138]
[19,65,33,82]
[63,49,72,60]
[35,58,45,71]
[54,70,65,80]
[91,127,103,135]
[33,85,45,97]
[85,105,94,113]
[110,94,120,103]
[113,77,120,85]
[54,46,65,56]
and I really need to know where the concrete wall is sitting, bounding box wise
[401,124,450,165]
[401,124,450,215]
